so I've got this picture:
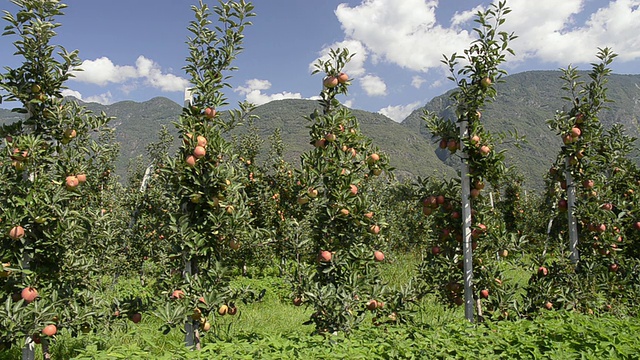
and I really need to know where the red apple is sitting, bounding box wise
[480,77,492,88]
[480,289,489,299]
[193,146,206,159]
[204,107,216,118]
[21,287,38,303]
[9,225,25,240]
[318,250,332,263]
[538,266,548,277]
[323,76,338,88]
[373,251,385,262]
[337,73,349,84]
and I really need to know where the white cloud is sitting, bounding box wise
[71,56,188,92]
[411,75,426,89]
[343,99,355,108]
[234,79,302,105]
[310,39,368,77]
[85,91,114,105]
[378,101,422,122]
[335,0,474,72]
[360,75,387,96]
[61,89,82,100]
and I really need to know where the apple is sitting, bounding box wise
[202,321,211,331]
[609,263,619,272]
[470,188,480,198]
[76,173,87,184]
[193,146,206,159]
[65,175,79,190]
[479,145,491,156]
[596,224,606,233]
[229,239,241,250]
[349,184,358,196]
[297,197,309,205]
[228,306,237,316]
[130,313,142,323]
[63,129,77,139]
[439,139,448,149]
[31,83,41,93]
[368,153,380,164]
[374,251,385,262]
[204,107,216,118]
[431,246,441,255]
[337,72,349,84]
[42,325,57,337]
[323,76,338,88]
[480,289,489,299]
[562,134,574,145]
[339,208,350,216]
[424,196,437,208]
[185,155,197,168]
[225,205,235,214]
[544,302,553,310]
[436,195,445,205]
[474,181,485,190]
[583,179,594,189]
[601,203,613,211]
[364,212,374,219]
[498,249,508,258]
[197,135,208,147]
[470,135,480,145]
[367,300,378,311]
[318,250,332,263]
[575,113,584,124]
[558,199,568,211]
[634,221,640,230]
[9,225,25,240]
[538,266,548,277]
[171,290,185,299]
[308,188,319,198]
[369,224,381,235]
[218,304,229,316]
[314,139,326,148]
[372,168,382,176]
[570,127,581,138]
[293,297,303,306]
[21,287,38,303]
[454,297,464,306]
[451,211,460,219]
[447,139,458,152]
[480,77,492,88]
[325,133,336,142]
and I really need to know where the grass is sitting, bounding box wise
[2,253,640,359]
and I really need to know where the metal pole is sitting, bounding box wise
[460,120,474,322]
[182,88,196,349]
[565,157,579,263]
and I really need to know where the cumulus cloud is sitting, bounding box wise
[71,56,188,92]
[61,89,83,100]
[309,39,368,77]
[360,75,387,96]
[378,101,422,122]
[235,79,302,105]
[411,75,426,89]
[335,0,474,72]
[330,0,640,75]
[85,91,114,105]
[502,0,640,64]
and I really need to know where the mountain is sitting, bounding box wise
[2,70,640,190]
[402,71,640,189]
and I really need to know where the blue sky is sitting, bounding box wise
[2,0,640,122]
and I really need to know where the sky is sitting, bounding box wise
[2,0,640,122]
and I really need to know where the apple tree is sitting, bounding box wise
[0,0,121,355]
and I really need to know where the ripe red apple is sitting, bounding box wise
[544,302,553,310]
[558,199,568,211]
[436,195,445,205]
[583,179,594,189]
[596,224,606,233]
[609,263,619,272]
[369,224,381,235]
[307,188,318,198]
[325,133,336,142]
[538,266,548,277]
[480,289,489,299]
[570,127,581,138]
[431,246,441,255]
[470,134,480,145]
[185,155,197,168]
[439,139,448,149]
[314,139,326,148]
[349,184,358,196]
[318,250,332,263]
[228,306,237,316]
[339,208,350,216]
[374,250,385,262]
[197,135,208,147]
[337,73,349,84]
[42,325,57,337]
[293,297,303,306]
[9,225,25,240]
[498,249,508,258]
[130,313,142,324]
[562,134,574,145]
[447,139,458,152]
[470,188,480,198]
[75,173,87,184]
[364,212,374,219]
[634,221,640,230]
[63,128,77,139]
[323,76,338,88]
[479,145,491,156]
[229,239,241,250]
[601,203,613,211]
[204,107,216,118]
[367,300,378,311]
[21,287,38,303]
[193,146,206,159]
[65,175,79,190]
[171,290,185,299]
